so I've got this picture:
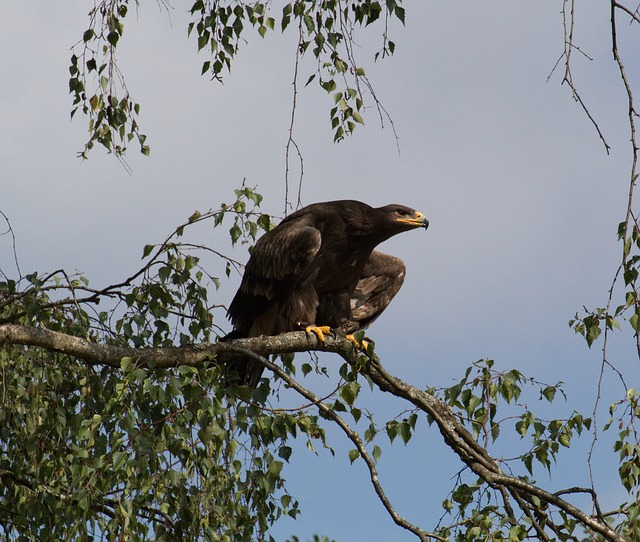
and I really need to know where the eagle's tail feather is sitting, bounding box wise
[220,331,265,388]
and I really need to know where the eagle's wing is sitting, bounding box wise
[244,222,322,285]
[226,219,322,387]
[227,218,322,335]
[351,251,406,329]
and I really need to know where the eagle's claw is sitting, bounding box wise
[305,325,332,343]
[346,333,370,352]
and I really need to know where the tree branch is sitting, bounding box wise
[362,358,624,542]
[0,324,325,369]
[0,323,625,541]
[557,0,611,154]
[226,345,440,541]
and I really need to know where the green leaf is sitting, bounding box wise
[631,312,639,332]
[107,31,120,47]
[490,422,500,442]
[509,525,526,541]
[142,244,154,258]
[158,266,172,282]
[120,357,133,372]
[558,431,571,447]
[257,213,272,231]
[386,420,398,443]
[278,446,292,462]
[541,386,556,402]
[112,450,128,471]
[523,453,533,475]
[348,449,360,463]
[398,421,411,444]
[352,110,364,125]
[372,445,382,463]
[339,381,360,406]
[267,459,283,477]
[321,79,337,93]
[230,223,242,245]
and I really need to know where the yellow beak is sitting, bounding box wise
[397,212,429,229]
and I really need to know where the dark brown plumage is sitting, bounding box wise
[226,200,429,386]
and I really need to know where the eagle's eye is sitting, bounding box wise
[396,209,409,217]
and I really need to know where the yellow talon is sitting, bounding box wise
[305,325,332,343]
[346,334,370,351]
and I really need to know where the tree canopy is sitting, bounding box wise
[2,1,640,541]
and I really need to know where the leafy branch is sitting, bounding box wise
[71,1,406,158]
[0,321,627,541]
[69,0,149,159]
[0,186,271,344]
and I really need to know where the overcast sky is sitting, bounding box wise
[2,1,639,540]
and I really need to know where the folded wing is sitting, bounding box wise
[351,251,406,329]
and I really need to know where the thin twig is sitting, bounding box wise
[284,18,305,215]
[0,210,22,279]
[557,0,611,153]
[611,0,640,356]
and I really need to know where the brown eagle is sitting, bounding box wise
[226,200,429,386]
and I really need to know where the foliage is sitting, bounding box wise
[0,346,302,541]
[70,0,405,157]
[432,362,590,540]
[0,190,302,541]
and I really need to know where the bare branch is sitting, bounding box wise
[284,18,305,215]
[556,0,611,153]
[0,324,320,369]
[613,1,640,24]
[0,210,21,279]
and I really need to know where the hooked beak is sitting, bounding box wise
[397,211,429,230]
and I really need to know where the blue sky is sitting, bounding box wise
[2,1,639,540]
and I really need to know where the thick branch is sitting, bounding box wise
[0,323,326,368]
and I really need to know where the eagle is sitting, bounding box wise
[226,200,429,386]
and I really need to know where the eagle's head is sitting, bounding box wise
[378,204,429,232]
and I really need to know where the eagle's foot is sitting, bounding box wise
[305,325,332,343]
[346,334,370,352]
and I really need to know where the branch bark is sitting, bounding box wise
[0,323,325,368]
